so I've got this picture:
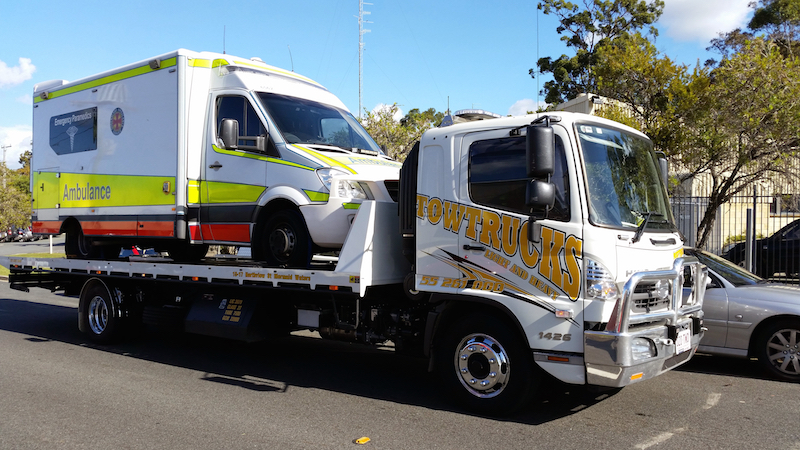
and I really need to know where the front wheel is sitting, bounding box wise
[755,319,800,381]
[260,210,311,268]
[435,313,538,416]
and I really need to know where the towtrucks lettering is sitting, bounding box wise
[417,194,582,300]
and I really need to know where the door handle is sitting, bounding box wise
[463,244,485,251]
[208,162,223,169]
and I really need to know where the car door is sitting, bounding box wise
[699,272,730,348]
[201,92,270,243]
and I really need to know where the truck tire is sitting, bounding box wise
[78,281,121,344]
[168,243,209,262]
[755,319,800,381]
[261,209,311,268]
[435,313,538,416]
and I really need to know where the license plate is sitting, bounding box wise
[675,328,691,354]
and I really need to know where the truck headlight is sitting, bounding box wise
[585,259,619,301]
[337,180,373,200]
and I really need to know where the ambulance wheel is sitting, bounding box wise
[78,281,121,344]
[66,226,100,259]
[262,210,311,268]
[168,243,209,262]
[435,313,538,416]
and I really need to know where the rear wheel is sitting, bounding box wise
[260,210,311,268]
[79,281,122,344]
[755,319,800,381]
[65,225,99,259]
[167,242,209,262]
[435,313,538,416]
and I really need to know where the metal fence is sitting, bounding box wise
[672,195,800,285]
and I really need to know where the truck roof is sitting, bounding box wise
[425,111,649,141]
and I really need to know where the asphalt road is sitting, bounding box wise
[1,279,799,449]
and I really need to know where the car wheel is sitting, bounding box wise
[755,319,800,381]
[261,209,311,268]
[434,313,539,416]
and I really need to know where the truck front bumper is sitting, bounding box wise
[583,318,702,387]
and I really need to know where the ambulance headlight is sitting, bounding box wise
[337,180,373,200]
[585,259,619,301]
[316,168,349,191]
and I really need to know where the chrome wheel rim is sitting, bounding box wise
[88,296,109,335]
[454,333,510,398]
[765,327,800,377]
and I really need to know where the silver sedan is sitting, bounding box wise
[689,248,800,381]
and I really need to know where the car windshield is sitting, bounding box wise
[579,123,675,231]
[257,92,384,155]
[692,249,763,287]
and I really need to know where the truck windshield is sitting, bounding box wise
[578,123,675,231]
[257,92,384,155]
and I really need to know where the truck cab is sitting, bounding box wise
[400,112,706,408]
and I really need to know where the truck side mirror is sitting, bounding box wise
[526,180,555,209]
[219,119,239,150]
[526,125,555,178]
[655,151,668,187]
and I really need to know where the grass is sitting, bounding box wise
[0,252,65,277]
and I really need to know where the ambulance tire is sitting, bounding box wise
[262,209,312,268]
[168,243,210,262]
[435,312,539,416]
[65,226,101,260]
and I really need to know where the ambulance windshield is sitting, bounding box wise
[578,123,675,231]
[258,93,384,155]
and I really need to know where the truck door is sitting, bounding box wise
[202,93,271,243]
[458,127,584,353]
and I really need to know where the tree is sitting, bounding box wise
[360,105,444,161]
[531,0,664,104]
[749,0,800,55]
[673,39,800,248]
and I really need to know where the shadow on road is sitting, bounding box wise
[0,291,621,424]
[675,351,775,382]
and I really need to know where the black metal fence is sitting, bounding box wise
[672,195,800,285]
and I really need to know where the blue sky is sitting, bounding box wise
[0,0,752,169]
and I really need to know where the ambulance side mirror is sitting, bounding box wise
[220,119,239,150]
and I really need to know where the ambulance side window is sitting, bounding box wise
[469,135,570,221]
[216,96,273,154]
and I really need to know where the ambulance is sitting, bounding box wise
[31,49,401,266]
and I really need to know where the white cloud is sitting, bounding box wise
[0,58,36,88]
[507,99,542,117]
[0,125,32,169]
[16,94,32,105]
[660,0,752,42]
[371,103,404,121]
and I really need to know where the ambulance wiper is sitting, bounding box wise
[631,211,665,244]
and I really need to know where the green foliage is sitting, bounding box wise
[532,0,664,104]
[359,105,444,161]
[0,162,32,230]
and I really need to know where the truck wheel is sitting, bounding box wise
[755,319,800,381]
[79,282,121,344]
[261,210,311,268]
[168,243,209,262]
[435,313,538,415]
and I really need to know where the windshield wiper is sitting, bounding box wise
[631,212,665,244]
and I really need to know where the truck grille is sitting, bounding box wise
[631,280,671,313]
[384,180,399,202]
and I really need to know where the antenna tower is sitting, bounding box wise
[357,0,372,119]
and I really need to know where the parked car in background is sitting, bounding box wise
[723,219,800,278]
[0,229,6,241]
[689,248,800,381]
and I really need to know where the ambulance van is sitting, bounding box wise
[31,49,401,266]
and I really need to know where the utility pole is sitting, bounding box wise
[1,144,10,189]
[357,0,372,120]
